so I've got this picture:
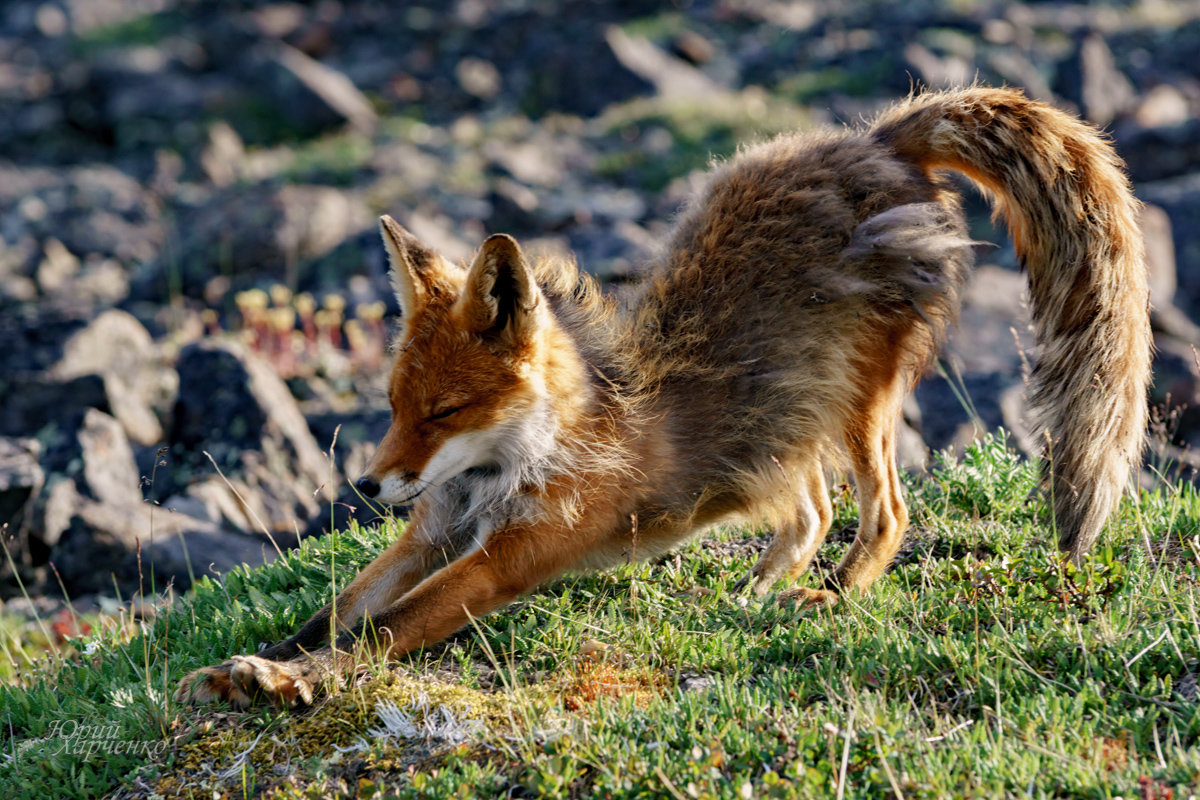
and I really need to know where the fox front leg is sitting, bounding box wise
[175,515,463,707]
[177,521,583,707]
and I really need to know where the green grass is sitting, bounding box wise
[4,432,1200,798]
[70,11,187,56]
[593,91,815,192]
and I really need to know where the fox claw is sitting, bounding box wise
[777,587,839,610]
[175,655,317,708]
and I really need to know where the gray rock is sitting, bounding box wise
[166,341,332,533]
[948,265,1032,377]
[1078,34,1136,127]
[1140,173,1200,318]
[1122,121,1200,183]
[133,183,369,301]
[0,437,44,581]
[50,309,170,446]
[249,41,378,136]
[1151,335,1200,405]
[1140,204,1200,343]
[913,369,1014,456]
[48,489,276,596]
[76,409,142,510]
[0,373,110,437]
[606,27,722,100]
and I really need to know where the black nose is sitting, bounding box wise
[355,476,380,498]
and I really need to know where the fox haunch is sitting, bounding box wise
[178,87,1150,707]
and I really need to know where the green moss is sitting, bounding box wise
[71,11,186,54]
[594,90,814,191]
[282,133,374,187]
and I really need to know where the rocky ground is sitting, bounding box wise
[3,0,1200,615]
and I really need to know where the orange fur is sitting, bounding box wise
[177,87,1150,708]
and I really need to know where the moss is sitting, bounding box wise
[71,11,186,55]
[594,90,814,192]
[155,672,534,797]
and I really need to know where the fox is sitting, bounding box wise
[177,86,1150,707]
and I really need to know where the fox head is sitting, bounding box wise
[355,216,556,506]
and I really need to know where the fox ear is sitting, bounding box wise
[379,215,441,319]
[461,234,540,348]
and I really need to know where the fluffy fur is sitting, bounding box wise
[178,87,1151,708]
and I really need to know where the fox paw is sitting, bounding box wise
[733,571,777,599]
[175,655,318,708]
[777,587,839,610]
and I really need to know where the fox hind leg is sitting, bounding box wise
[743,459,834,599]
[827,376,910,594]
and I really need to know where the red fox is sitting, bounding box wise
[177,87,1150,707]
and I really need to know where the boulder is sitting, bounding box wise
[0,437,44,584]
[50,309,171,446]
[132,183,369,302]
[165,341,333,534]
[1140,174,1200,319]
[46,479,276,596]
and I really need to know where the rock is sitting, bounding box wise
[1140,204,1200,343]
[897,418,929,472]
[456,57,502,100]
[946,265,1033,377]
[0,309,168,447]
[301,408,395,539]
[679,673,716,693]
[999,384,1038,457]
[133,183,369,301]
[1151,335,1200,405]
[50,309,170,446]
[606,26,722,100]
[904,42,973,89]
[19,409,146,590]
[47,485,275,596]
[200,121,247,187]
[1135,84,1192,129]
[1143,203,1179,310]
[0,164,162,309]
[75,408,142,510]
[670,31,716,66]
[0,374,110,438]
[1076,34,1136,126]
[166,341,332,534]
[1121,120,1200,183]
[36,238,80,294]
[0,437,44,582]
[500,15,655,117]
[253,41,378,135]
[913,370,1014,455]
[1140,174,1200,318]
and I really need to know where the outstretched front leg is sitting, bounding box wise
[176,512,465,706]
[177,519,587,707]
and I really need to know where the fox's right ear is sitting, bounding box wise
[379,215,440,320]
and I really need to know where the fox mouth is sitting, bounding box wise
[356,475,430,506]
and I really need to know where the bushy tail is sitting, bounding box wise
[871,86,1151,560]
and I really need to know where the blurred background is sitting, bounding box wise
[2,0,1200,619]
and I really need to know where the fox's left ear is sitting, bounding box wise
[461,234,540,349]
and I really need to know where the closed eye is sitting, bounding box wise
[426,404,467,422]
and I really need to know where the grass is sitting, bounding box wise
[4,432,1200,798]
[593,90,815,192]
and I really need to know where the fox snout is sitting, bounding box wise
[354,469,427,505]
[354,476,381,498]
